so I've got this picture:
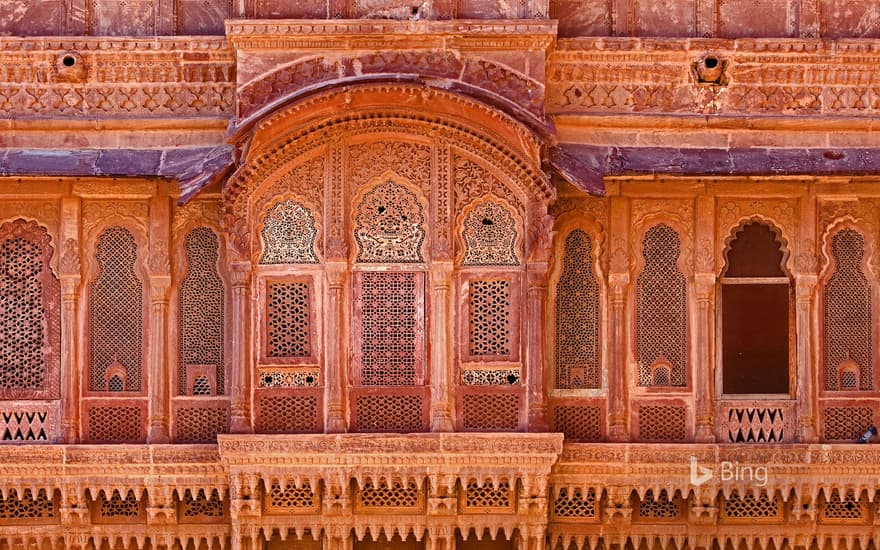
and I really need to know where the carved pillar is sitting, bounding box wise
[323,526,353,550]
[325,261,348,433]
[693,275,715,442]
[426,527,455,550]
[229,262,253,433]
[607,194,630,441]
[526,266,550,431]
[147,193,171,443]
[430,261,454,431]
[796,276,818,442]
[59,197,81,443]
[693,194,716,442]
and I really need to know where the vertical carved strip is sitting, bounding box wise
[325,262,347,432]
[148,194,171,443]
[433,140,452,260]
[797,0,819,38]
[695,0,716,37]
[326,142,346,260]
[798,197,818,442]
[430,262,454,431]
[229,262,253,433]
[526,202,552,431]
[607,195,629,441]
[59,197,81,443]
[694,195,715,442]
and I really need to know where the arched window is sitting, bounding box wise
[89,226,143,392]
[260,199,318,264]
[636,224,688,387]
[720,222,791,395]
[555,229,600,389]
[823,229,873,391]
[353,180,425,263]
[461,201,518,266]
[178,227,225,396]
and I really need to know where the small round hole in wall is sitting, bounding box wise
[62,55,76,67]
[823,150,845,160]
[703,56,719,69]
[507,373,519,384]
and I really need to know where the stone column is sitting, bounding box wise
[429,261,454,431]
[147,193,171,443]
[796,276,818,442]
[229,262,253,433]
[693,275,715,442]
[607,194,630,441]
[325,261,347,433]
[526,266,550,431]
[58,196,82,443]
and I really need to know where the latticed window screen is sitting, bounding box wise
[0,221,60,399]
[266,282,311,358]
[259,199,319,264]
[636,224,688,386]
[461,201,519,265]
[354,272,423,386]
[824,229,873,391]
[555,230,600,389]
[468,280,512,357]
[89,226,143,392]
[179,227,225,395]
[354,180,426,263]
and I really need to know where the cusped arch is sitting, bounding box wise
[720,216,793,278]
[456,196,523,267]
[352,177,428,264]
[257,197,321,265]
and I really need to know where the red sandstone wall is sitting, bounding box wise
[2,1,879,38]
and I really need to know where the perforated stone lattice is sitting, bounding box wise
[636,224,687,386]
[464,481,511,510]
[461,201,519,265]
[89,227,143,392]
[355,394,423,432]
[266,282,311,358]
[824,229,873,391]
[555,230,600,389]
[725,407,785,443]
[175,407,228,443]
[260,199,319,264]
[722,493,780,520]
[98,490,140,518]
[638,405,686,441]
[552,488,596,518]
[179,227,225,395]
[460,369,520,386]
[0,489,54,520]
[354,180,425,263]
[0,411,48,441]
[359,481,419,508]
[823,406,873,441]
[822,491,864,521]
[468,280,511,356]
[192,375,211,395]
[258,370,320,388]
[462,393,519,430]
[639,490,680,518]
[87,406,141,443]
[359,272,419,386]
[552,406,602,442]
[256,395,319,433]
[266,482,316,510]
[182,489,224,518]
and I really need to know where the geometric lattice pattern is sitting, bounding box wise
[555,229,600,389]
[462,393,519,431]
[357,272,420,386]
[0,220,60,399]
[354,180,425,263]
[636,224,687,386]
[354,394,424,433]
[0,411,49,441]
[86,406,142,443]
[256,395,319,434]
[0,489,55,520]
[724,407,786,443]
[174,407,228,443]
[468,280,511,356]
[639,490,680,519]
[258,369,320,388]
[552,488,596,518]
[638,405,686,441]
[823,229,873,391]
[461,201,519,265]
[266,282,311,358]
[179,227,225,395]
[552,406,602,442]
[460,369,520,386]
[182,489,224,518]
[359,481,420,509]
[722,493,781,520]
[463,481,512,511]
[89,226,143,392]
[823,407,873,441]
[821,491,865,521]
[260,199,319,264]
[266,482,316,512]
[98,490,141,519]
